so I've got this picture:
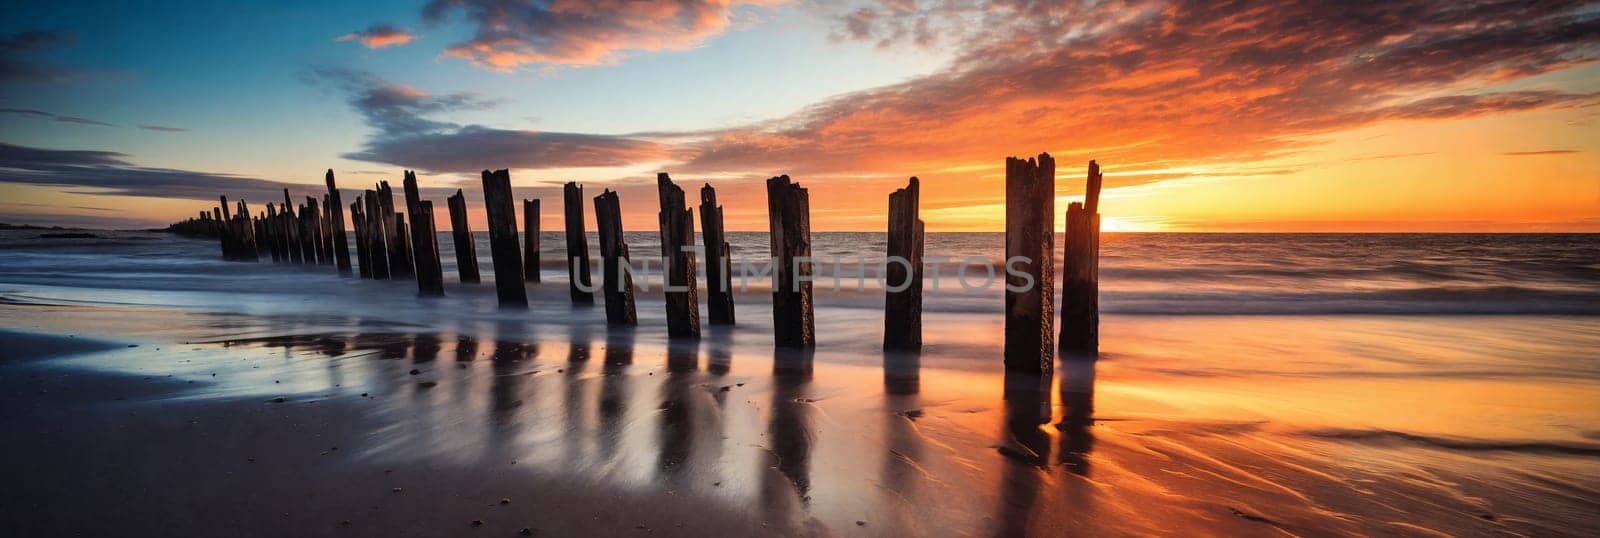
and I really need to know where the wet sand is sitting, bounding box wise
[3,292,1598,537]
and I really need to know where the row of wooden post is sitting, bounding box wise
[203,158,1102,365]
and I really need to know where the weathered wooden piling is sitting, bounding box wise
[363,190,390,279]
[319,195,334,264]
[351,198,372,278]
[325,170,352,272]
[378,181,413,278]
[522,199,541,282]
[480,169,528,307]
[884,177,924,352]
[767,175,814,348]
[1003,153,1055,375]
[218,196,235,258]
[593,189,636,326]
[700,184,734,325]
[657,174,701,339]
[413,200,445,296]
[446,189,480,283]
[402,170,444,296]
[562,182,594,304]
[1060,161,1102,356]
[302,197,324,264]
[282,193,304,264]
[266,204,282,262]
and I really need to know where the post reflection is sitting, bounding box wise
[762,348,815,521]
[1057,356,1096,475]
[995,371,1053,537]
[884,350,920,395]
[598,329,634,460]
[706,327,733,375]
[657,340,699,480]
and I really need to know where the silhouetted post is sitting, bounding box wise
[446,189,480,283]
[522,199,541,282]
[378,181,413,278]
[658,173,701,339]
[303,197,324,264]
[700,184,734,325]
[325,170,352,273]
[1004,153,1055,375]
[254,215,269,259]
[363,190,390,279]
[282,193,304,264]
[265,204,282,262]
[1060,161,1102,356]
[562,182,594,304]
[480,169,528,307]
[235,199,258,261]
[410,202,444,297]
[885,177,924,352]
[319,194,334,264]
[767,175,814,348]
[301,203,317,263]
[402,170,444,296]
[351,198,371,278]
[218,196,235,259]
[593,189,637,326]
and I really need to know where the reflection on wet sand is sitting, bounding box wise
[762,348,815,524]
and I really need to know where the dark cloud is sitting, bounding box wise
[1,107,114,127]
[310,68,668,173]
[0,30,82,83]
[337,24,416,49]
[137,124,188,132]
[421,0,779,70]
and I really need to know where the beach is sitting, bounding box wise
[2,230,1598,536]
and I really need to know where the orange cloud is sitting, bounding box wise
[337,24,415,49]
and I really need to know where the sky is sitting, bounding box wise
[1,0,1596,232]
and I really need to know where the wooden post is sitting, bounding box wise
[364,190,390,279]
[319,194,334,265]
[283,195,304,264]
[592,189,636,326]
[700,184,734,325]
[522,199,541,282]
[767,175,814,348]
[378,181,413,278]
[1060,161,1102,356]
[884,177,924,352]
[414,201,445,297]
[562,182,594,304]
[480,169,528,307]
[351,198,372,278]
[1004,153,1055,375]
[325,170,352,273]
[403,170,444,296]
[218,196,235,259]
[265,204,281,262]
[303,197,324,265]
[656,174,700,338]
[447,189,480,283]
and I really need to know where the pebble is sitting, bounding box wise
[409,369,421,375]
[470,519,484,528]
[519,528,533,536]
[500,498,511,505]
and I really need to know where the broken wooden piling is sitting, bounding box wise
[363,190,390,279]
[1060,161,1102,356]
[403,170,445,296]
[700,184,734,325]
[884,177,924,352]
[415,200,445,296]
[480,169,527,307]
[266,204,282,262]
[351,198,372,278]
[378,181,413,278]
[1003,153,1055,375]
[657,173,701,339]
[325,170,352,273]
[522,199,540,282]
[302,197,324,264]
[593,189,637,326]
[319,194,334,264]
[446,189,480,283]
[282,193,304,264]
[562,182,595,304]
[767,175,814,348]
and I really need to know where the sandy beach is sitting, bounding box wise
[4,230,1599,537]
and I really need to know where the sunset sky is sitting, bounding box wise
[2,0,1596,232]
